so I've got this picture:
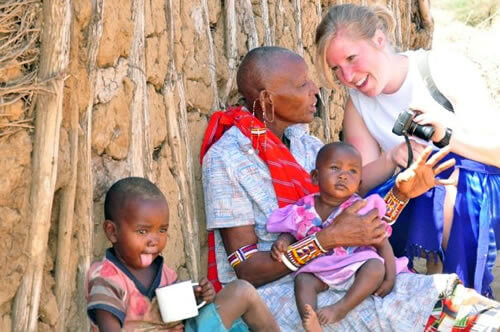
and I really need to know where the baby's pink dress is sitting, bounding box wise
[267,194,410,286]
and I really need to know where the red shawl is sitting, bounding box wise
[200,106,318,291]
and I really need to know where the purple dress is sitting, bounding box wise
[267,194,410,286]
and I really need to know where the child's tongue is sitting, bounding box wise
[140,254,153,266]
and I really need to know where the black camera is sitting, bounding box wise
[392,110,435,141]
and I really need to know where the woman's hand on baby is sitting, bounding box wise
[318,200,387,249]
[395,145,456,199]
[195,277,215,304]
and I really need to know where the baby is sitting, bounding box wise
[267,142,409,331]
[86,177,279,332]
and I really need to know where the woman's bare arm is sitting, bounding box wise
[219,225,290,287]
[219,203,388,287]
[413,50,500,167]
[343,98,398,194]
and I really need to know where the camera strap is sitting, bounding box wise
[402,52,455,168]
[417,52,454,113]
[404,134,413,168]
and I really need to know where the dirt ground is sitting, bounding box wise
[430,3,500,298]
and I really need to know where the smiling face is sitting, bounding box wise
[312,144,362,204]
[264,55,319,132]
[325,29,391,97]
[105,196,169,271]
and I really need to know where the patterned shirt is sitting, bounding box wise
[202,124,322,283]
[86,249,177,331]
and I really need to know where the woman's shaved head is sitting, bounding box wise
[237,46,302,105]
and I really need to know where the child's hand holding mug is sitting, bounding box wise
[194,277,215,304]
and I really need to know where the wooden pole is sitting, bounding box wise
[163,0,201,280]
[221,0,237,106]
[260,0,273,45]
[293,0,303,56]
[11,0,71,331]
[74,0,104,330]
[53,91,78,330]
[128,0,153,179]
[201,0,220,112]
[240,0,258,50]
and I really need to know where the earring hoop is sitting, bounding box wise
[262,101,275,123]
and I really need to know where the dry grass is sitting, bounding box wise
[0,0,42,138]
[432,1,500,108]
[437,0,499,27]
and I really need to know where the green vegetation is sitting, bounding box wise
[438,0,498,27]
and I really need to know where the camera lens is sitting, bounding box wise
[408,122,435,141]
[392,110,413,136]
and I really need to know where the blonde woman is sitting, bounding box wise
[315,3,500,297]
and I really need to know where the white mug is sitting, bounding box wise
[155,280,207,323]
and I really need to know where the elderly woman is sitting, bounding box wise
[315,4,500,296]
[201,47,499,331]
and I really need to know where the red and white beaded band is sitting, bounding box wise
[383,189,409,225]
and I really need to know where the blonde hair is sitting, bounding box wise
[315,4,396,87]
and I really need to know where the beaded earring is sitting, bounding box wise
[250,99,266,153]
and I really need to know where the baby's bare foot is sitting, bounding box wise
[316,303,347,325]
[302,304,322,332]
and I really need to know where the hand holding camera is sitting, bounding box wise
[392,109,435,141]
[406,77,452,144]
[392,109,452,146]
[392,109,452,168]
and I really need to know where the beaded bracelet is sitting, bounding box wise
[281,234,328,271]
[227,244,258,268]
[383,188,409,225]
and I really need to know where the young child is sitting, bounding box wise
[267,142,409,331]
[86,177,280,332]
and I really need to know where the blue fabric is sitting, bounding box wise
[368,152,500,296]
[184,302,249,332]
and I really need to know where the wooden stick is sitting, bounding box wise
[293,0,303,56]
[163,74,201,280]
[240,0,258,50]
[0,123,33,129]
[319,87,332,141]
[11,0,71,330]
[200,0,220,112]
[73,0,104,330]
[128,0,152,179]
[221,0,236,106]
[164,0,200,280]
[54,78,79,330]
[260,0,273,45]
